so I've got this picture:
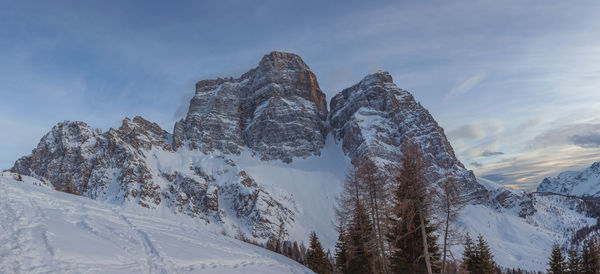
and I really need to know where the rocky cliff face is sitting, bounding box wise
[537,162,600,197]
[11,116,294,239]
[329,72,489,203]
[12,51,491,240]
[174,51,328,163]
[12,117,169,206]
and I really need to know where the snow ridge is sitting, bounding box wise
[537,162,600,197]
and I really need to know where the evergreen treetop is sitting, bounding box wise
[547,243,566,274]
[567,246,581,274]
[475,234,495,274]
[305,231,331,274]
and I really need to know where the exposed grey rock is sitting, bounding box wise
[329,71,489,204]
[11,116,294,238]
[174,51,328,163]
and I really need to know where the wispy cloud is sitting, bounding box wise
[570,134,600,148]
[470,161,484,168]
[447,73,486,98]
[447,120,503,142]
[481,151,504,157]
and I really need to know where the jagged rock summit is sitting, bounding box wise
[537,162,600,197]
[11,50,488,242]
[173,51,328,163]
[11,116,294,239]
[329,71,488,203]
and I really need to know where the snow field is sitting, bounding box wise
[0,173,312,274]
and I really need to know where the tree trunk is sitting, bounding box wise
[372,184,389,274]
[419,209,433,274]
[365,172,387,274]
[442,196,450,274]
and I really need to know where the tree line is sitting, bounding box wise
[237,142,536,273]
[331,143,495,274]
[547,238,600,274]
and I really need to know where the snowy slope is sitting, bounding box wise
[0,172,312,274]
[457,179,596,272]
[135,134,349,250]
[234,135,349,249]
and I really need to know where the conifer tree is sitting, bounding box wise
[567,246,581,274]
[334,227,348,273]
[357,159,389,274]
[346,201,377,273]
[438,176,465,274]
[387,210,440,274]
[335,165,378,274]
[461,234,477,273]
[582,239,600,274]
[548,243,566,274]
[387,143,440,274]
[474,235,495,274]
[306,231,331,274]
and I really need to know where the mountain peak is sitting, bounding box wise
[177,50,328,162]
[258,51,309,71]
[364,70,393,81]
[537,161,600,197]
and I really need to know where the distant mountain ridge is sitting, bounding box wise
[537,162,600,197]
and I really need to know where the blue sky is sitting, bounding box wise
[2,1,600,190]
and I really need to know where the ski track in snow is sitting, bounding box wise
[0,174,312,274]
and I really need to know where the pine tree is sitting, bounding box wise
[461,234,477,273]
[387,143,440,274]
[582,239,600,274]
[387,210,441,274]
[335,165,378,274]
[292,241,302,263]
[306,231,331,274]
[474,235,495,274]
[334,227,348,273]
[567,247,581,274]
[356,159,389,274]
[439,176,465,274]
[346,201,377,273]
[548,243,566,274]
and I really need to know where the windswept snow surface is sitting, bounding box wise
[0,173,312,274]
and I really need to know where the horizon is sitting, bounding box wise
[2,1,600,191]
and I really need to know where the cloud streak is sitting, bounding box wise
[481,151,504,157]
[570,134,600,148]
[447,73,485,98]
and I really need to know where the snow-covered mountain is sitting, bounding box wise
[12,51,485,245]
[329,71,488,204]
[459,178,597,271]
[538,162,600,197]
[0,172,311,273]
[7,51,598,271]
